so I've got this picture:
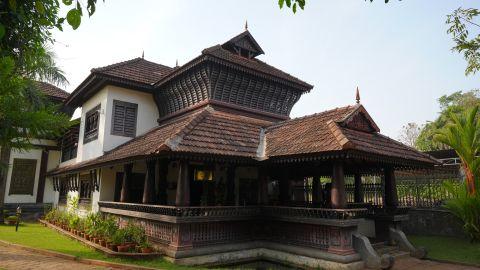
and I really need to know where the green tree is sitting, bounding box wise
[0,0,101,152]
[416,90,480,151]
[447,8,480,76]
[434,106,480,195]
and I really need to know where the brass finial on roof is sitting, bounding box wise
[356,86,360,104]
[175,59,179,67]
[142,50,144,59]
[245,20,248,31]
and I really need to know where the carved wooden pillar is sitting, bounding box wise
[142,160,156,204]
[354,172,363,203]
[36,149,49,203]
[175,161,190,206]
[157,159,169,205]
[384,167,398,208]
[226,165,235,205]
[120,163,133,203]
[331,161,347,209]
[258,167,268,205]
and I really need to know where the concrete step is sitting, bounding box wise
[373,244,411,259]
[375,245,398,255]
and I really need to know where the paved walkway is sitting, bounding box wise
[394,257,480,270]
[0,245,108,270]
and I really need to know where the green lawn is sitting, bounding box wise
[0,223,206,270]
[409,235,480,265]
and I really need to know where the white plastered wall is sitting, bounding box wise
[4,149,42,203]
[43,150,61,204]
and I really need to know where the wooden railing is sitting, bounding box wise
[98,201,368,220]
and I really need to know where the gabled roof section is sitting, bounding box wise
[222,30,264,58]
[265,105,357,157]
[337,104,380,133]
[65,58,174,108]
[35,81,69,101]
[265,104,436,164]
[91,57,173,85]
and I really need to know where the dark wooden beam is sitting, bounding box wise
[354,173,363,203]
[384,167,398,208]
[226,165,235,205]
[142,160,156,204]
[312,175,322,206]
[120,163,133,203]
[258,167,268,205]
[175,161,190,206]
[331,161,347,209]
[157,159,169,205]
[36,150,49,203]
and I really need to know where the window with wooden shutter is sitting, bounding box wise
[111,100,138,137]
[84,104,100,144]
[9,158,37,195]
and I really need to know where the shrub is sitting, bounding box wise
[111,228,127,245]
[68,215,80,230]
[100,215,118,242]
[444,181,480,242]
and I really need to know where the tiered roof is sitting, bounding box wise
[49,104,437,175]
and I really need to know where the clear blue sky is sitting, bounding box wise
[52,0,480,138]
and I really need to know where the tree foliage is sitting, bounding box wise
[397,122,421,148]
[447,8,480,76]
[0,0,100,153]
[434,106,480,196]
[416,90,480,151]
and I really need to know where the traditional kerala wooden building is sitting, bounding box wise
[49,29,438,269]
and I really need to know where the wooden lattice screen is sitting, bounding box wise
[9,158,37,195]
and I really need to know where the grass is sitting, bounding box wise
[0,223,207,270]
[409,235,480,265]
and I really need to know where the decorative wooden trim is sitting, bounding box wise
[36,150,49,203]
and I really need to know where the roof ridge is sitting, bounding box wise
[160,107,214,152]
[91,57,143,72]
[266,105,356,131]
[202,46,312,89]
[327,120,355,150]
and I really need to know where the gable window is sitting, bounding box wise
[9,158,37,195]
[111,100,138,137]
[84,104,100,143]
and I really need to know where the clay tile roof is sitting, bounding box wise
[171,109,271,157]
[91,58,173,85]
[202,45,312,90]
[265,105,357,156]
[265,104,436,164]
[48,107,271,174]
[35,81,69,101]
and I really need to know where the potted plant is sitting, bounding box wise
[4,216,17,225]
[111,229,126,252]
[140,242,154,254]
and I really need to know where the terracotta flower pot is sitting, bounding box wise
[99,239,106,247]
[117,245,129,253]
[85,235,90,241]
[141,247,153,253]
[107,243,118,252]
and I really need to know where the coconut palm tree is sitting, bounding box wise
[434,106,480,195]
